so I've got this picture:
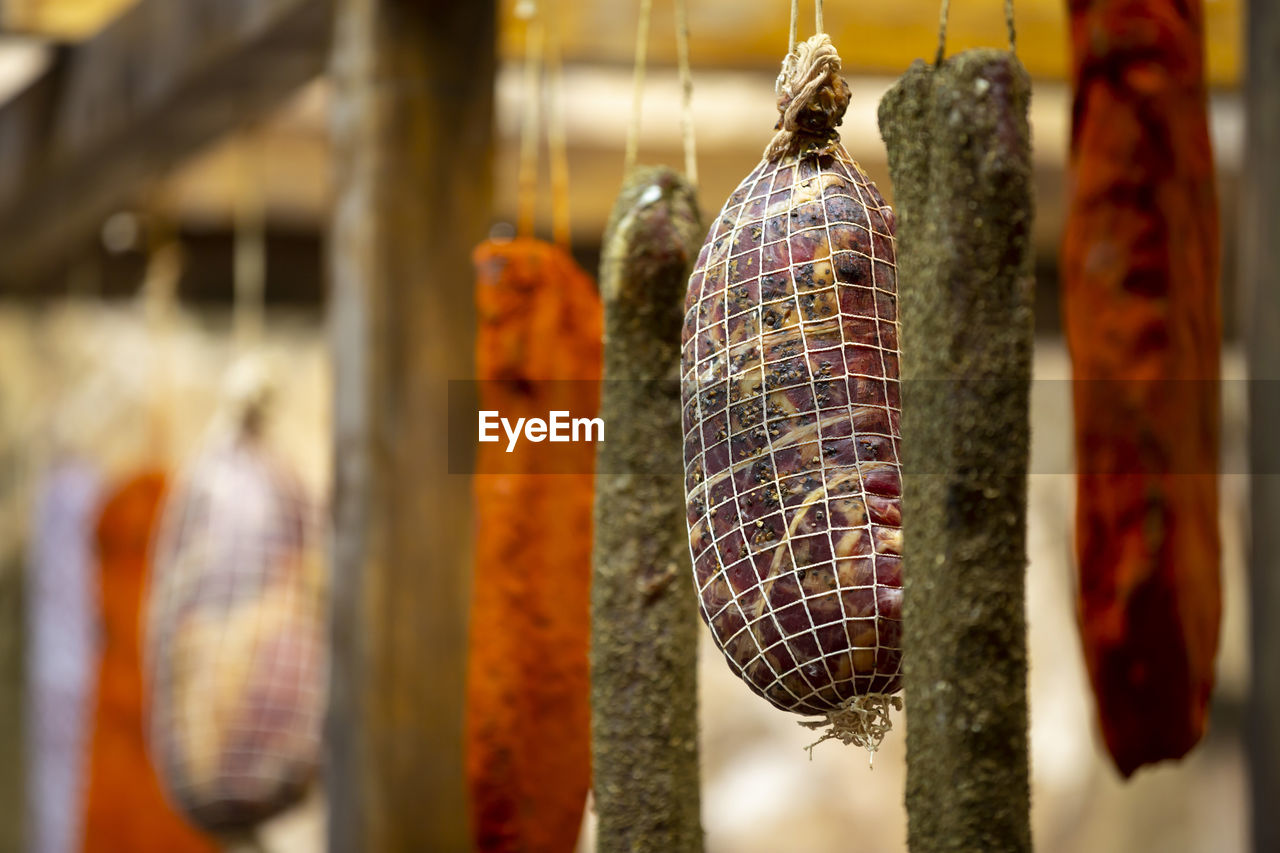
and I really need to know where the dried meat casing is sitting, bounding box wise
[86,472,216,853]
[592,166,705,851]
[1063,0,1221,776]
[681,41,902,729]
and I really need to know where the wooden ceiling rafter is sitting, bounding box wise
[0,0,332,290]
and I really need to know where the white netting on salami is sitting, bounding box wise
[144,372,325,834]
[681,34,902,751]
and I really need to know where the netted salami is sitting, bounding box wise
[145,366,325,835]
[681,34,902,749]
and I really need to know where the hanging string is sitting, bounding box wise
[778,0,796,55]
[625,0,698,184]
[514,0,576,244]
[673,0,698,185]
[622,0,652,175]
[935,0,1017,66]
[546,0,572,248]
[778,0,801,95]
[516,1,544,238]
[1005,0,1016,54]
[815,0,824,34]
[141,208,184,467]
[934,0,950,65]
[233,133,266,354]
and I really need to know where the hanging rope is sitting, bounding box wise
[934,0,951,65]
[515,0,576,245]
[779,0,800,94]
[233,133,266,354]
[1005,0,1017,54]
[935,0,1017,66]
[516,1,544,238]
[779,0,827,95]
[141,213,184,467]
[622,0,653,175]
[625,0,699,184]
[673,0,698,186]
[764,33,847,160]
[546,1,572,248]
[788,0,798,54]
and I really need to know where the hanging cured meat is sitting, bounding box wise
[681,33,902,749]
[145,369,326,835]
[592,165,705,849]
[1062,0,1222,776]
[25,460,101,853]
[83,471,216,853]
[468,237,600,852]
[879,45,1036,851]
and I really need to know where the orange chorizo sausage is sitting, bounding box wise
[83,471,215,852]
[467,237,601,851]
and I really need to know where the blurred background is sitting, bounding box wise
[0,0,1257,851]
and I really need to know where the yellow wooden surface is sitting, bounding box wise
[5,0,1242,87]
[498,0,1241,86]
[2,0,135,36]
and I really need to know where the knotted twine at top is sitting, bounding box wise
[216,354,275,440]
[764,33,852,162]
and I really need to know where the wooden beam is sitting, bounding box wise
[1243,0,1280,848]
[1,0,1244,86]
[0,0,331,289]
[2,0,135,38]
[492,0,1241,87]
[0,555,24,853]
[327,0,493,849]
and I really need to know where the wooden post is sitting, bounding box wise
[1243,0,1280,848]
[0,555,24,853]
[327,0,494,849]
[879,51,1035,853]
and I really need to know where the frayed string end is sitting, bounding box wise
[800,693,903,766]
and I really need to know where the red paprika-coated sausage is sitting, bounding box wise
[1063,0,1222,777]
